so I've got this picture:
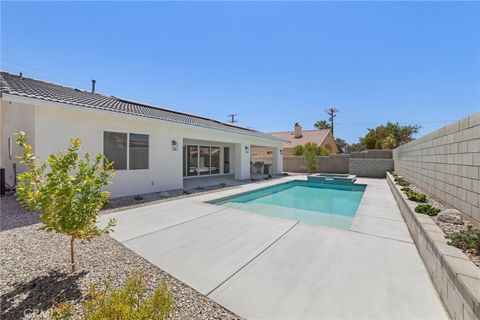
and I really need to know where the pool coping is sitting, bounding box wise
[387,172,480,320]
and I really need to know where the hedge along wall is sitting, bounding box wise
[283,150,393,176]
[393,113,480,223]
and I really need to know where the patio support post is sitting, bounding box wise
[271,146,283,174]
[234,143,250,180]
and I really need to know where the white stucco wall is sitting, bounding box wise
[0,100,36,186]
[1,94,284,198]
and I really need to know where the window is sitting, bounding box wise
[187,146,198,176]
[199,146,210,175]
[103,132,149,170]
[211,147,220,174]
[104,132,127,170]
[129,133,149,170]
[224,147,230,174]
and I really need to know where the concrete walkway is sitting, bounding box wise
[100,176,448,319]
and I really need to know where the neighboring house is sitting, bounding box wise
[251,123,339,164]
[0,72,286,197]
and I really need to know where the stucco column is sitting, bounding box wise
[234,143,251,180]
[271,147,283,174]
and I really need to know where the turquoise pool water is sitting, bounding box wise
[212,180,366,229]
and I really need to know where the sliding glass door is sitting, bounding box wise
[211,147,220,174]
[199,146,210,175]
[187,145,199,176]
[183,145,224,177]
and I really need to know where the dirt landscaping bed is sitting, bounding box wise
[0,195,239,319]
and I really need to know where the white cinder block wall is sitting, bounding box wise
[393,113,480,223]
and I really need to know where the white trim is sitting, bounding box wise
[183,173,234,180]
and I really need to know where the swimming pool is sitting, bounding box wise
[211,180,366,229]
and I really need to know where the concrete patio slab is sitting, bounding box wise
[210,222,447,319]
[105,176,448,319]
[360,196,400,209]
[99,200,225,242]
[122,208,297,294]
[355,204,404,221]
[350,214,413,242]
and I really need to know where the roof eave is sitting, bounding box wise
[1,92,289,144]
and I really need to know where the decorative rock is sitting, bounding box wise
[437,209,464,225]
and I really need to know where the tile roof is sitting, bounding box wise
[0,71,286,142]
[269,129,331,147]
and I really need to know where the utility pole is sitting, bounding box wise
[228,113,237,123]
[325,107,339,135]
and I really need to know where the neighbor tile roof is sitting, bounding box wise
[0,71,286,142]
[269,129,331,147]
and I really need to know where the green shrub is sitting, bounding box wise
[102,199,112,210]
[134,195,144,201]
[292,145,305,156]
[405,190,427,202]
[51,302,74,320]
[394,176,410,187]
[446,225,480,253]
[83,272,173,320]
[292,142,331,157]
[415,204,441,216]
[401,187,412,193]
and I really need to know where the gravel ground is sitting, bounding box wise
[394,175,480,268]
[0,195,240,319]
[105,185,223,211]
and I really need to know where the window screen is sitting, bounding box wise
[129,133,149,170]
[104,132,127,170]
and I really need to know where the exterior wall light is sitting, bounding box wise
[172,140,178,151]
[245,145,249,153]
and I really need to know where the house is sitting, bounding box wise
[251,123,339,164]
[0,72,286,197]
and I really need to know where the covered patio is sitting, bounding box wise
[182,138,283,189]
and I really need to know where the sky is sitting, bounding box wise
[1,1,479,143]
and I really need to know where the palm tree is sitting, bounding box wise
[314,120,331,130]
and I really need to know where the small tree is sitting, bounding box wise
[360,122,421,149]
[15,132,116,272]
[335,138,347,153]
[304,150,318,173]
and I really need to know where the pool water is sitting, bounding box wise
[212,180,366,229]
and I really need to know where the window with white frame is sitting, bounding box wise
[104,131,127,170]
[103,131,149,170]
[129,133,149,170]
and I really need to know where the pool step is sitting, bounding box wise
[308,173,357,185]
